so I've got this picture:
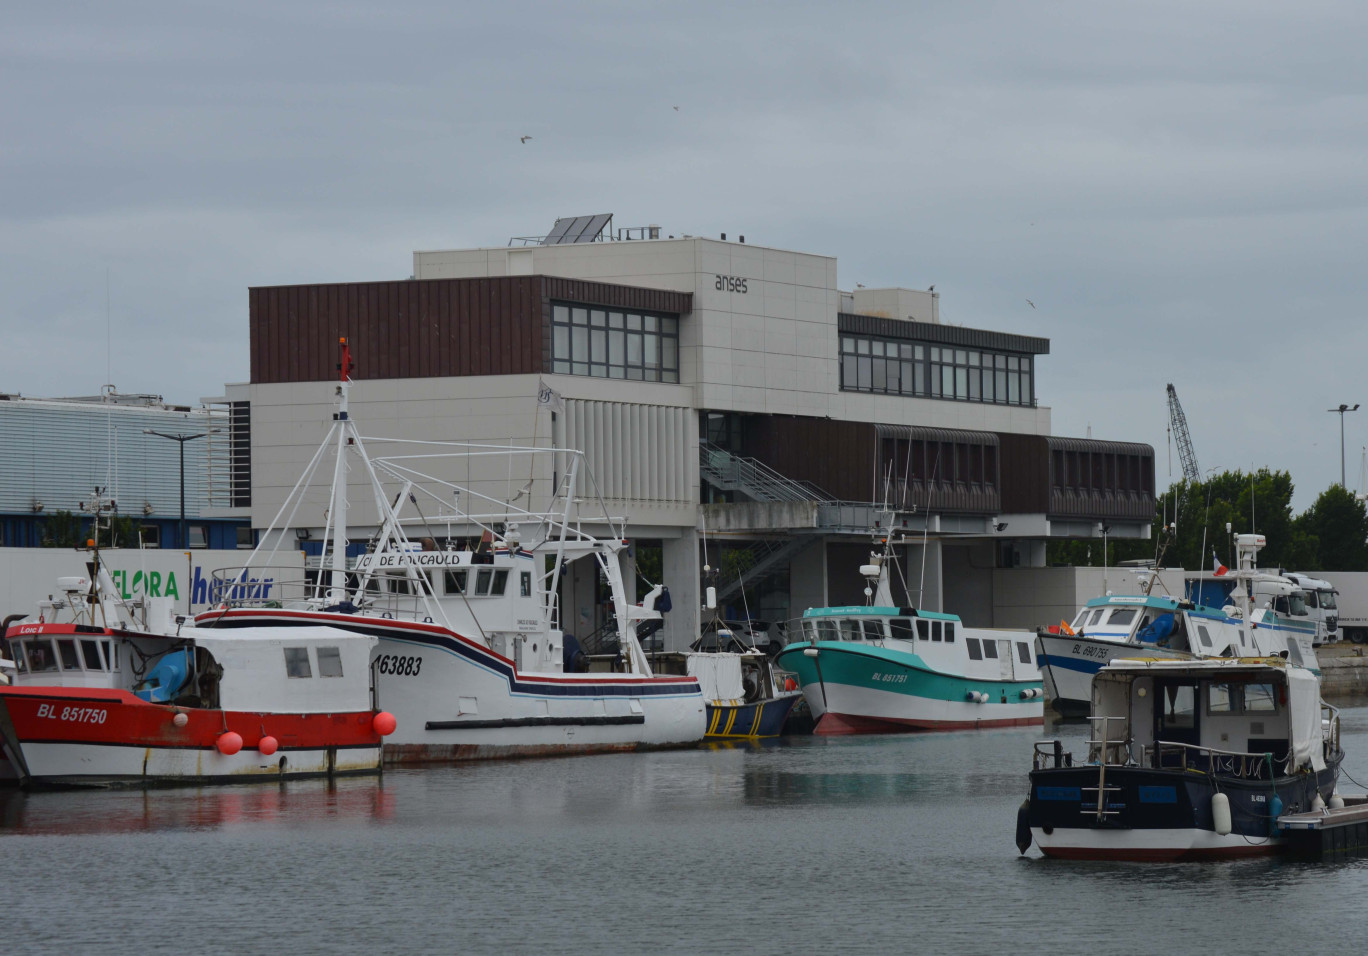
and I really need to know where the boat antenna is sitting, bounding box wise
[738,569,753,628]
[917,446,942,607]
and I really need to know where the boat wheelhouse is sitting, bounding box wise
[1018,657,1342,861]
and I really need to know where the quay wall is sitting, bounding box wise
[1319,643,1368,700]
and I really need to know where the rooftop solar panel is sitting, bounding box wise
[541,218,574,245]
[541,213,613,244]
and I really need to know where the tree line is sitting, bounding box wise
[1047,469,1368,572]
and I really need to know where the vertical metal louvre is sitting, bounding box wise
[561,399,690,504]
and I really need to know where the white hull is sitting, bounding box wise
[3,741,381,788]
[375,633,706,761]
[1032,826,1278,860]
[803,679,1042,731]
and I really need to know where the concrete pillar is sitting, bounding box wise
[661,528,700,652]
[788,537,827,622]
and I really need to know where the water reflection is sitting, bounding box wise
[0,775,394,835]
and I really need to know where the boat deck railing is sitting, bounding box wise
[1143,741,1283,779]
[204,567,446,623]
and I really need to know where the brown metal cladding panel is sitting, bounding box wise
[746,416,875,501]
[250,276,641,383]
[998,433,1050,514]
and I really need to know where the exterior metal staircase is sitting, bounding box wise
[708,536,815,605]
[699,440,835,503]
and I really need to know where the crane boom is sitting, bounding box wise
[1166,383,1201,485]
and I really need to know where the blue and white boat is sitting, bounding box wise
[775,538,1043,734]
[1036,534,1320,716]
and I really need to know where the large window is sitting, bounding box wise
[551,302,680,383]
[840,335,1034,406]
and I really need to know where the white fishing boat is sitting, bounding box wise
[775,530,1043,733]
[194,340,705,762]
[1,512,392,788]
[1036,534,1321,716]
[1018,656,1343,861]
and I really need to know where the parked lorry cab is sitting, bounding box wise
[1280,572,1338,640]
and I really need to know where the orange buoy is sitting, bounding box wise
[258,735,279,756]
[372,711,397,736]
[216,731,243,755]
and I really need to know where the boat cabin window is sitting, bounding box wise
[839,619,862,641]
[284,647,312,678]
[1087,608,1107,627]
[107,641,119,671]
[818,619,840,641]
[943,623,955,643]
[916,620,930,640]
[25,639,58,672]
[1196,624,1213,648]
[1016,642,1031,664]
[474,569,494,596]
[1207,681,1280,715]
[1070,609,1090,629]
[57,639,80,670]
[889,619,915,641]
[8,639,28,672]
[930,621,943,642]
[521,572,532,597]
[1245,682,1278,712]
[316,646,344,678]
[982,639,998,659]
[966,637,983,660]
[492,569,509,595]
[1106,608,1137,627]
[80,639,104,671]
[862,620,885,640]
[445,569,467,594]
[387,577,415,595]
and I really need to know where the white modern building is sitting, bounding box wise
[217,216,1155,650]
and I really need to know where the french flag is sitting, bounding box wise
[1212,551,1229,577]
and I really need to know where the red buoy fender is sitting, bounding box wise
[372,711,397,736]
[216,731,243,755]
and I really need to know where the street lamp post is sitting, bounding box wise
[144,430,208,548]
[1328,404,1361,488]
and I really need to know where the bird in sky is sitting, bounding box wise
[1026,298,1036,309]
[856,282,865,288]
[673,106,680,111]
[520,135,532,144]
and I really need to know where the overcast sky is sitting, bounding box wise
[4,1,1366,509]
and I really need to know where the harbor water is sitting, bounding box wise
[8,705,1368,955]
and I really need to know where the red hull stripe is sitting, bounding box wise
[1,688,381,749]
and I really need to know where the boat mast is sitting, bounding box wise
[327,338,354,602]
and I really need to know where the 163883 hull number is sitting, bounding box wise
[376,654,422,676]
